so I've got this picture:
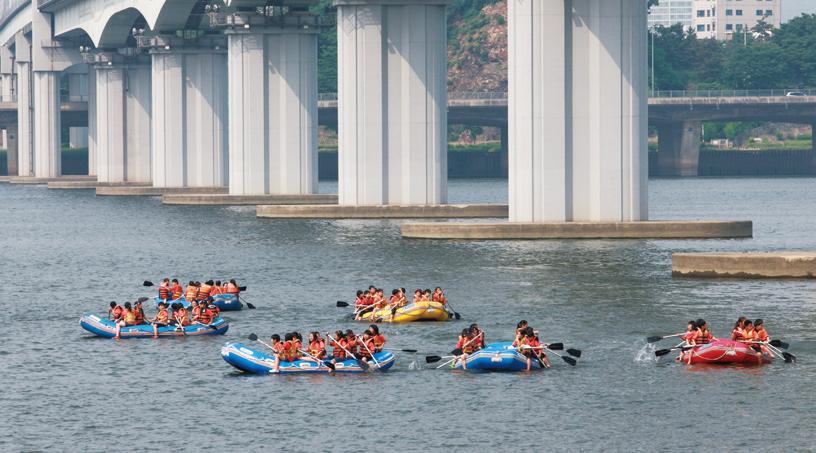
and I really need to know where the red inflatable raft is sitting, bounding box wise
[686,339,772,365]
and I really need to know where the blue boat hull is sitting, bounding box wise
[153,294,243,311]
[80,313,229,338]
[454,342,541,372]
[221,342,397,374]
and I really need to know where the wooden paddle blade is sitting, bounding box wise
[143,281,154,287]
[425,355,443,363]
[248,333,259,341]
[562,356,578,366]
[646,336,663,343]
[449,348,463,356]
[336,301,350,308]
[547,343,564,350]
[566,348,582,358]
[245,302,256,309]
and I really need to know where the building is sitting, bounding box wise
[648,0,694,29]
[693,0,781,40]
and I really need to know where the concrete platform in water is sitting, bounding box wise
[95,186,229,197]
[47,181,151,190]
[162,193,338,206]
[7,175,97,185]
[401,221,753,240]
[255,204,508,219]
[673,251,816,278]
[0,176,10,182]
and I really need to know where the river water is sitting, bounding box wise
[1,177,814,452]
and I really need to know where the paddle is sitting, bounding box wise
[239,286,247,291]
[765,343,796,363]
[769,339,789,350]
[336,301,350,307]
[517,345,548,369]
[433,332,485,368]
[545,347,577,366]
[327,333,369,371]
[298,348,336,371]
[143,281,154,287]
[425,355,448,364]
[443,300,462,320]
[193,321,219,331]
[387,348,418,353]
[236,294,256,309]
[646,333,684,343]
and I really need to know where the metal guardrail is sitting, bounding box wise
[651,89,816,98]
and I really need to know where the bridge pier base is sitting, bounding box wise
[151,49,228,189]
[94,63,151,183]
[33,71,61,178]
[655,121,701,177]
[507,0,648,222]
[226,27,318,196]
[6,124,17,176]
[335,0,448,206]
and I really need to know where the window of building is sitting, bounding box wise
[697,10,705,17]
[766,10,773,16]
[736,9,743,16]
[756,9,763,16]
[726,24,733,31]
[697,24,705,32]
[726,9,733,16]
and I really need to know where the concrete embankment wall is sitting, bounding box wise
[2,149,814,178]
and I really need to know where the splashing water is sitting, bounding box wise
[634,343,658,363]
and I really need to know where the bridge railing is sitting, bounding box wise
[651,89,816,98]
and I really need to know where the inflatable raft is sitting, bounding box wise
[685,339,772,365]
[80,313,229,338]
[153,293,242,311]
[221,342,397,374]
[453,342,542,372]
[358,300,451,323]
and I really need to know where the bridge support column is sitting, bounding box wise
[507,0,648,222]
[32,71,61,177]
[655,121,701,176]
[226,27,317,195]
[15,33,33,177]
[87,69,96,176]
[6,125,17,176]
[94,64,152,183]
[335,0,448,205]
[151,49,228,188]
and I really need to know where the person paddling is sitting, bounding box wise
[133,301,146,325]
[158,278,171,302]
[108,302,123,322]
[210,281,224,296]
[150,302,171,338]
[169,279,183,301]
[190,300,201,322]
[270,334,284,373]
[369,324,386,352]
[754,319,772,356]
[173,303,190,327]
[432,287,447,304]
[302,332,327,364]
[454,328,476,370]
[225,279,240,297]
[695,319,715,345]
[114,302,138,339]
[184,281,198,303]
[197,303,215,325]
[329,331,349,365]
[678,320,697,363]
[730,317,748,341]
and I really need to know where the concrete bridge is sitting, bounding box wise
[1,0,652,224]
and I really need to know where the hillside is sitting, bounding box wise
[311,0,507,93]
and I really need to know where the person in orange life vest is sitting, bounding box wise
[531,330,551,368]
[269,334,284,372]
[454,328,476,370]
[357,330,375,362]
[150,302,171,339]
[730,317,748,341]
[184,281,198,302]
[741,320,757,342]
[197,303,216,325]
[514,320,529,345]
[133,301,146,325]
[292,332,304,353]
[206,297,221,318]
[423,289,432,301]
[469,323,485,349]
[329,331,349,365]
[677,320,698,362]
[169,279,183,300]
[368,324,386,353]
[694,319,715,345]
[108,302,123,322]
[281,333,301,363]
[195,281,212,302]
[432,287,447,304]
[388,289,400,308]
[190,301,201,322]
[754,319,772,355]
[412,289,422,304]
[354,290,367,309]
[173,303,190,327]
[343,329,359,359]
[225,279,240,295]
[157,278,171,301]
[114,302,138,339]
[301,332,327,363]
[210,281,224,296]
[511,327,539,371]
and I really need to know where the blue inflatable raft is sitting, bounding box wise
[80,313,229,338]
[221,342,397,374]
[153,293,243,311]
[453,342,543,372]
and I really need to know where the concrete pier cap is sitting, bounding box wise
[673,252,816,278]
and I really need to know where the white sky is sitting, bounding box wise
[783,0,816,22]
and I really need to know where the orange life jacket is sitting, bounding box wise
[198,308,214,324]
[756,329,769,342]
[170,284,183,300]
[134,308,145,324]
[225,283,239,294]
[155,309,169,323]
[158,284,171,300]
[372,334,386,351]
[191,306,202,319]
[210,285,224,296]
[308,340,326,358]
[184,286,198,302]
[697,330,713,344]
[196,284,212,301]
[110,306,123,320]
[282,341,299,362]
[332,338,347,359]
[175,308,189,325]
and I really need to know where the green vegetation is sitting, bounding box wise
[650,15,816,90]
[450,143,501,153]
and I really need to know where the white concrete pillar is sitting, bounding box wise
[95,64,152,183]
[33,71,61,177]
[335,0,448,205]
[151,50,228,188]
[226,29,318,196]
[508,0,648,222]
[87,69,97,175]
[15,33,33,177]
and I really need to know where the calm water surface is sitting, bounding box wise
[1,178,815,452]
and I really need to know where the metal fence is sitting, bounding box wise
[320,90,816,102]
